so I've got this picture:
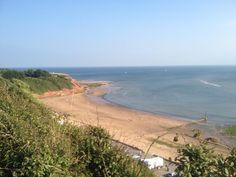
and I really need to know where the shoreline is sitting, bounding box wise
[86,84,192,123]
[40,78,233,159]
[86,84,236,146]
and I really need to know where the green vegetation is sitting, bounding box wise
[86,83,104,89]
[1,69,50,79]
[24,69,50,78]
[21,76,72,94]
[223,125,236,136]
[0,69,72,94]
[175,143,236,177]
[1,69,25,79]
[0,74,154,176]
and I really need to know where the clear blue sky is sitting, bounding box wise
[0,0,236,67]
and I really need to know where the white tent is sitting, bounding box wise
[142,157,164,169]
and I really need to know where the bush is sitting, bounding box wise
[175,143,236,177]
[1,69,50,79]
[72,126,128,176]
[2,70,24,79]
[68,125,154,177]
[24,69,50,78]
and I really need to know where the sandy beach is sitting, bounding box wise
[40,82,206,159]
[39,78,233,161]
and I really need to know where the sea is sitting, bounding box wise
[44,66,236,126]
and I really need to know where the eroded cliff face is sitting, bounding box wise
[39,78,86,98]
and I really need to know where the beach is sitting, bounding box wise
[39,80,231,159]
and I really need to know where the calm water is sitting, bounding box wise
[45,66,236,125]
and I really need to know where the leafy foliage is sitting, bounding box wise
[24,69,50,78]
[69,126,154,177]
[175,143,236,177]
[1,69,50,79]
[1,70,24,79]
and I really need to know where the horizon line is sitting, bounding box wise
[2,64,236,69]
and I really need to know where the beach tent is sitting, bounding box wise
[142,157,164,169]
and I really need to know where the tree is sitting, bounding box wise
[24,69,50,78]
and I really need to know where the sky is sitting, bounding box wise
[0,0,236,67]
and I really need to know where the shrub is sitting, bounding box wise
[1,69,50,79]
[68,125,154,177]
[175,143,236,177]
[2,70,24,79]
[225,148,236,176]
[24,69,50,78]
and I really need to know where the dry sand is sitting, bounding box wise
[40,84,203,159]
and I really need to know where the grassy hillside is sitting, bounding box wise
[21,75,72,94]
[0,76,154,177]
[0,69,72,94]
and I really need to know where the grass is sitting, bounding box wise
[223,125,236,136]
[21,75,72,94]
[86,83,104,89]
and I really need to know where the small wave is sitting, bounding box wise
[200,80,222,87]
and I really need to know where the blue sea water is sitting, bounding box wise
[45,66,236,125]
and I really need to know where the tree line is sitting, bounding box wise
[0,69,50,79]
